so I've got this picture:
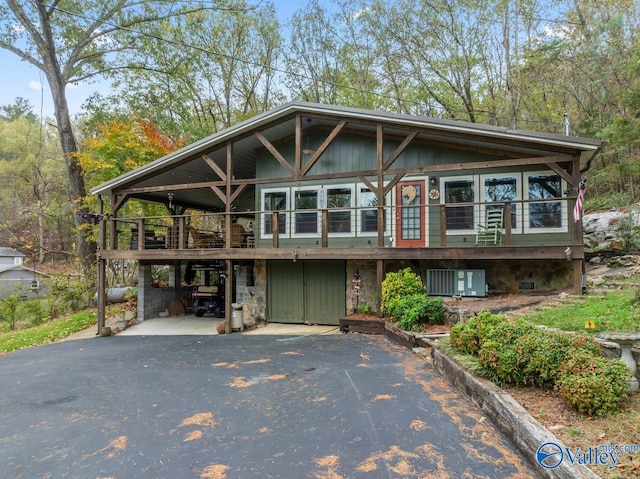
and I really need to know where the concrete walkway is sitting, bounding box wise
[65,315,341,340]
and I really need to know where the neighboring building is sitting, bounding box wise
[0,248,48,299]
[90,102,601,331]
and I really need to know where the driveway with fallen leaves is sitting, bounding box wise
[0,334,535,478]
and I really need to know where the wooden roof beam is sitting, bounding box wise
[254,131,296,177]
[301,121,347,175]
[383,130,418,170]
[201,154,227,182]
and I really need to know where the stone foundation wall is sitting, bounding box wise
[346,259,573,304]
[251,260,267,321]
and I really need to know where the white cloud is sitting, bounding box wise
[542,24,571,40]
[28,80,43,91]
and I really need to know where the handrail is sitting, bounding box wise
[102,196,577,251]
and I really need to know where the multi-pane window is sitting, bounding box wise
[483,176,518,229]
[400,183,422,240]
[527,173,563,230]
[327,187,352,233]
[263,190,287,236]
[444,178,475,230]
[359,187,388,234]
[295,189,318,234]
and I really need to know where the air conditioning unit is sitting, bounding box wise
[426,269,486,297]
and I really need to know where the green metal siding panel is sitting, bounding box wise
[268,261,304,323]
[255,133,500,180]
[267,260,345,325]
[304,260,345,325]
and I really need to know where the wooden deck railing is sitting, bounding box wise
[102,197,577,251]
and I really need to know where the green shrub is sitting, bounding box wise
[387,294,447,331]
[26,301,46,327]
[449,311,508,355]
[381,268,425,314]
[448,310,630,416]
[0,294,20,331]
[557,350,631,416]
[476,319,538,385]
[47,278,94,318]
[388,293,428,330]
[423,296,446,324]
[515,331,599,388]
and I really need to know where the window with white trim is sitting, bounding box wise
[525,172,566,232]
[262,189,288,237]
[357,186,390,234]
[326,186,353,234]
[482,175,519,231]
[294,188,319,235]
[443,177,475,231]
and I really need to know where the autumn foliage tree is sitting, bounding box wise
[79,117,184,227]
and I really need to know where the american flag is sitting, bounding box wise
[573,179,587,223]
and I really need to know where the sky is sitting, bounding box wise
[0,1,301,119]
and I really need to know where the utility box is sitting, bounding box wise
[426,269,486,297]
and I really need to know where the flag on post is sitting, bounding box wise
[573,179,587,223]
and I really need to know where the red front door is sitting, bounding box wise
[396,180,425,247]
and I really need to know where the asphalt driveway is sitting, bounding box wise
[0,334,535,478]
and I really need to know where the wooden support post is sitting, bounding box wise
[97,258,106,335]
[377,124,384,248]
[109,218,117,250]
[137,219,145,250]
[225,259,233,334]
[272,212,279,248]
[573,259,583,295]
[377,259,384,318]
[97,216,107,335]
[504,201,512,245]
[225,143,233,249]
[439,205,447,247]
[178,216,186,249]
[321,209,328,247]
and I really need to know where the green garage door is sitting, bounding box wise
[268,260,345,325]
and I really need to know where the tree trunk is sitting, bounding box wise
[41,46,96,282]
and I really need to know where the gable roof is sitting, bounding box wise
[0,264,50,277]
[0,247,25,257]
[90,102,601,211]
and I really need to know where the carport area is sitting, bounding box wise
[0,333,536,478]
[68,315,341,339]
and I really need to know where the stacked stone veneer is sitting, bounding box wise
[250,260,267,321]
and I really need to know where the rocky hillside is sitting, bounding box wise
[582,207,640,250]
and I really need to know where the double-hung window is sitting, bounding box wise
[326,186,353,234]
[294,188,319,235]
[358,186,389,234]
[443,177,475,231]
[262,189,288,237]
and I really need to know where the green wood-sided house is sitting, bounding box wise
[91,102,601,332]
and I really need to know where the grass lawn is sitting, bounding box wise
[0,309,97,353]
[524,289,640,333]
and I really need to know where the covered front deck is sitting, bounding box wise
[99,197,583,262]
